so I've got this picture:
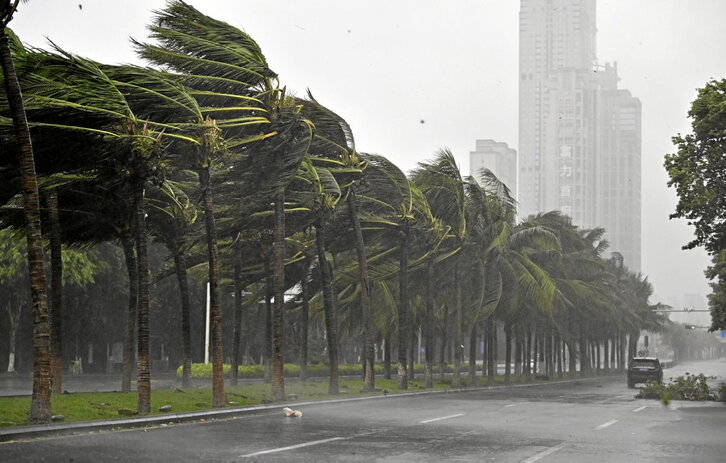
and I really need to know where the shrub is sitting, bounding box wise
[636,374,715,401]
[717,383,726,402]
[176,362,460,379]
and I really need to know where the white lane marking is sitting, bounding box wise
[633,406,647,413]
[594,420,618,430]
[505,402,528,408]
[419,413,465,424]
[522,443,567,462]
[239,437,347,457]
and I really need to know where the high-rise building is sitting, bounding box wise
[469,139,517,196]
[518,0,641,271]
[598,62,641,270]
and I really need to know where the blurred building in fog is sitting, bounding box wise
[469,139,517,196]
[518,0,641,271]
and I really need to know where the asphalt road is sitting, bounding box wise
[1,360,725,462]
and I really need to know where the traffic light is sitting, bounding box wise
[684,324,696,330]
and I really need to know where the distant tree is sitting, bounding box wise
[0,229,97,375]
[664,78,726,330]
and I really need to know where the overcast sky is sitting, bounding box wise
[11,0,726,311]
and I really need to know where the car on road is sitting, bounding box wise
[627,357,663,388]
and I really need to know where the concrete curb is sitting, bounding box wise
[0,375,619,442]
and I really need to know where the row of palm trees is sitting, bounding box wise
[0,1,664,423]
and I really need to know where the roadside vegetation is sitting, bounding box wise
[636,374,726,402]
[7,0,723,426]
[0,371,517,427]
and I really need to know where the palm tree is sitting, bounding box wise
[0,2,51,423]
[288,157,343,394]
[146,177,199,388]
[138,0,316,403]
[297,94,375,390]
[355,154,432,389]
[411,149,470,387]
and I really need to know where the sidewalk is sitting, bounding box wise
[0,371,191,397]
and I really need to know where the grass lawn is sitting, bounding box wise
[0,375,507,428]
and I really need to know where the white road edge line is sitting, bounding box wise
[522,442,567,463]
[633,406,647,413]
[594,419,618,430]
[239,437,347,458]
[420,413,465,424]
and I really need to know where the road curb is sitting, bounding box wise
[0,375,620,442]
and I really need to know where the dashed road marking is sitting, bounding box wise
[633,406,647,413]
[522,443,567,462]
[419,413,465,424]
[594,420,618,430]
[239,437,347,457]
[505,402,528,408]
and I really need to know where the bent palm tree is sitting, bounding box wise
[0,5,51,422]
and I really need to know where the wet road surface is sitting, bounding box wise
[1,360,725,462]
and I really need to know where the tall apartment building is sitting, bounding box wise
[518,0,641,271]
[598,62,642,270]
[469,139,517,196]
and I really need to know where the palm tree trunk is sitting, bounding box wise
[424,257,435,388]
[383,331,391,379]
[47,191,63,395]
[120,236,137,393]
[263,260,272,383]
[504,323,512,385]
[1,28,52,424]
[567,339,577,378]
[545,326,553,377]
[469,326,477,386]
[524,330,532,383]
[533,330,539,375]
[408,327,415,381]
[514,330,522,381]
[347,192,375,391]
[315,221,339,394]
[596,342,601,373]
[451,261,464,387]
[555,332,563,378]
[578,327,589,377]
[231,239,243,387]
[6,296,20,373]
[486,318,495,384]
[172,240,193,389]
[397,230,409,390]
[299,262,310,381]
[271,190,286,401]
[439,305,448,380]
[198,167,224,408]
[133,179,151,414]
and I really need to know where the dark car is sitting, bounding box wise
[627,357,663,388]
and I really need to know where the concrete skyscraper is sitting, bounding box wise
[518,0,641,270]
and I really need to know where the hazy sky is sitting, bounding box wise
[11,0,726,309]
